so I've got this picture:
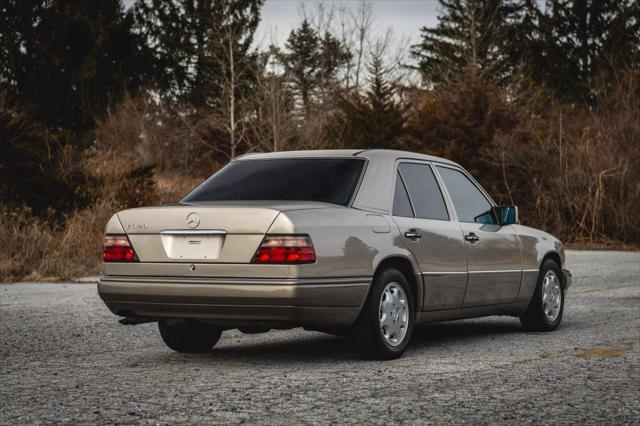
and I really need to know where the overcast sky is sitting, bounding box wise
[123,1,442,49]
[123,0,550,50]
[256,0,440,47]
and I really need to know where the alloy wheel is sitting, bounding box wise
[378,282,409,346]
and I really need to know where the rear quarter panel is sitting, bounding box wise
[269,208,418,280]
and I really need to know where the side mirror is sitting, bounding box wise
[492,205,518,226]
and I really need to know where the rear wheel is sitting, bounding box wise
[158,320,222,353]
[353,268,414,360]
[520,259,565,332]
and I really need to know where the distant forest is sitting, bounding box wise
[1,0,639,280]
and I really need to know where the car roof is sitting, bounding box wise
[235,149,460,167]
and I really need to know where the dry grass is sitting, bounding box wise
[155,172,203,204]
[0,202,113,281]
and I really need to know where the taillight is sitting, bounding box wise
[103,235,139,262]
[252,235,316,264]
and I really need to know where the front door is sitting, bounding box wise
[391,162,468,311]
[435,166,522,306]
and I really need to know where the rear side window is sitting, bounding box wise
[393,172,414,217]
[398,163,449,220]
[183,159,364,206]
[436,166,493,223]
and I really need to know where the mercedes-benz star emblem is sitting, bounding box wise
[186,212,200,229]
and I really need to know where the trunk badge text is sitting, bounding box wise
[127,224,148,230]
[186,212,200,229]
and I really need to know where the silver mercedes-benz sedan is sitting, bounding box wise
[99,149,572,359]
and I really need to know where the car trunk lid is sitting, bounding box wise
[115,202,330,263]
[117,205,280,263]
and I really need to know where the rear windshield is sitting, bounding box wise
[182,158,365,206]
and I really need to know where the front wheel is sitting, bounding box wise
[520,259,565,332]
[353,268,414,360]
[158,320,222,353]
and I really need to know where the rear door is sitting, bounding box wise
[435,165,522,306]
[391,162,468,311]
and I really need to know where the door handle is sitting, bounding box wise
[405,230,422,240]
[464,232,480,243]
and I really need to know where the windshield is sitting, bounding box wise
[182,158,365,206]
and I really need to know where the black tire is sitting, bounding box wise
[353,268,414,360]
[158,320,222,353]
[520,259,565,332]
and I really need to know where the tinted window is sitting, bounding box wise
[393,172,414,217]
[398,163,449,220]
[436,166,493,223]
[183,159,364,206]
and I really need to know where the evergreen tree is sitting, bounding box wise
[326,54,405,149]
[529,0,640,101]
[0,0,149,139]
[410,0,521,85]
[281,19,351,115]
[318,31,352,89]
[281,20,321,114]
[0,0,149,212]
[411,0,640,102]
[133,0,263,108]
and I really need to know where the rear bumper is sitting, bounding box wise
[98,276,370,328]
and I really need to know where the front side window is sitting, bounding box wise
[436,166,493,223]
[183,159,364,206]
[397,163,449,221]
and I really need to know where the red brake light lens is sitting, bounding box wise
[252,235,316,264]
[103,235,139,262]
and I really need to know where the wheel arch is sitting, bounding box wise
[540,251,565,287]
[371,255,423,312]
[541,251,562,269]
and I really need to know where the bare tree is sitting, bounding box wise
[203,8,256,160]
[350,1,373,91]
[252,50,297,152]
[299,1,337,35]
[223,24,243,159]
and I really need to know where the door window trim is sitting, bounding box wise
[390,160,452,222]
[432,164,497,224]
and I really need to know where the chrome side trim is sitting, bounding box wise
[422,271,467,275]
[160,229,227,235]
[423,269,536,275]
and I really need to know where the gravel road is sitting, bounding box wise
[1,251,639,424]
